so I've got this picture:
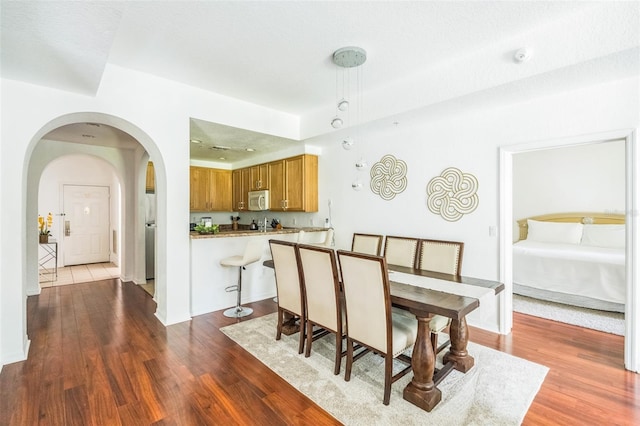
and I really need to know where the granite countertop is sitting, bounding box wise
[190,226,327,239]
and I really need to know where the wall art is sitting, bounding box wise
[370,154,408,200]
[426,167,479,221]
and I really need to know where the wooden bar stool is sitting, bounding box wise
[222,239,263,318]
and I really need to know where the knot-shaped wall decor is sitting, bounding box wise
[426,167,479,221]
[370,154,408,200]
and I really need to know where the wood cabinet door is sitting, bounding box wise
[189,166,209,211]
[209,169,232,211]
[284,156,305,211]
[145,161,155,193]
[232,169,249,211]
[250,164,269,190]
[268,160,285,210]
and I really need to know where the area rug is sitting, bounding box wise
[513,294,624,336]
[220,313,548,425]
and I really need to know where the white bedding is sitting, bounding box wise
[513,240,625,311]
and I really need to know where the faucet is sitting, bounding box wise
[263,216,268,232]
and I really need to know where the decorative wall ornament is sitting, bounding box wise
[369,154,408,200]
[426,167,479,221]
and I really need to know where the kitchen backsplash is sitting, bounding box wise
[190,212,330,229]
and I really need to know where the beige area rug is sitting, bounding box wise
[220,313,548,426]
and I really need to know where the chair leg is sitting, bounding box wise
[305,320,313,357]
[345,338,353,381]
[430,332,438,354]
[297,315,305,354]
[334,332,342,375]
[276,308,283,341]
[383,354,392,405]
[223,266,253,318]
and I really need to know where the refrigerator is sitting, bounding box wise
[145,194,156,280]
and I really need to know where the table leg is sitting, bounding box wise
[443,316,474,372]
[403,315,441,412]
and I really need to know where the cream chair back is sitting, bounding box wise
[351,233,383,256]
[383,236,419,268]
[337,251,389,353]
[417,239,464,275]
[298,244,341,332]
[269,240,303,315]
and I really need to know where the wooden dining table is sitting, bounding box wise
[262,258,504,412]
[387,265,504,412]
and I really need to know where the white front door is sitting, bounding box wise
[63,185,110,266]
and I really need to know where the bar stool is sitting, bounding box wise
[222,239,264,318]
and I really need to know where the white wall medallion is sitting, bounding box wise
[426,167,479,221]
[370,154,408,200]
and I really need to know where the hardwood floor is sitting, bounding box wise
[1,279,638,425]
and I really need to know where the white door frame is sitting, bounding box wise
[499,128,638,372]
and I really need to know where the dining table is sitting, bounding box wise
[387,264,504,412]
[262,258,504,412]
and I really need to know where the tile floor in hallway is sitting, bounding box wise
[39,262,121,287]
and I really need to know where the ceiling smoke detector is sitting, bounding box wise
[514,48,532,63]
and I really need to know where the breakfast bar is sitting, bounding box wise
[189,227,328,316]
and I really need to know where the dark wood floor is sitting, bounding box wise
[1,279,638,425]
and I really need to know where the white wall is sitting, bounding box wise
[308,76,639,333]
[0,64,301,366]
[513,140,626,225]
[38,153,120,270]
[1,63,638,367]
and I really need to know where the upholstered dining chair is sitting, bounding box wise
[336,250,418,405]
[297,243,345,375]
[383,235,419,268]
[417,239,464,354]
[269,239,306,354]
[351,233,384,256]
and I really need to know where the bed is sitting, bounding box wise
[512,212,626,312]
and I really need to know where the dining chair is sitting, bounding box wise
[269,239,306,354]
[351,233,383,255]
[383,235,419,268]
[297,243,345,375]
[300,228,334,248]
[336,250,418,405]
[417,239,465,354]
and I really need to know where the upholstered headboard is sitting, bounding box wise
[516,212,625,241]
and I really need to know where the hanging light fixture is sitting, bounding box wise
[330,46,366,136]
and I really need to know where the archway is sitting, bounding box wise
[25,112,167,320]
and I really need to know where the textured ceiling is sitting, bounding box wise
[2,1,638,163]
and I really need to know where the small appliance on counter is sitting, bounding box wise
[249,220,258,230]
[190,222,197,231]
[201,217,212,227]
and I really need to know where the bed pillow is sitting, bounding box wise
[581,224,625,249]
[526,220,583,244]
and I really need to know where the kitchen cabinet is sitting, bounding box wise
[232,168,251,211]
[190,166,232,211]
[268,154,318,212]
[145,161,155,193]
[249,164,269,190]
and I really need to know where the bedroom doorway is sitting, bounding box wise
[511,142,626,313]
[499,128,639,373]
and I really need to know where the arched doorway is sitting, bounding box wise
[25,113,166,316]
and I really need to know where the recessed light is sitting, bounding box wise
[246,148,255,152]
[219,157,226,160]
[190,139,202,144]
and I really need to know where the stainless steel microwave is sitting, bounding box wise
[248,190,269,211]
